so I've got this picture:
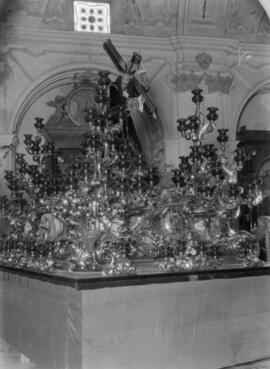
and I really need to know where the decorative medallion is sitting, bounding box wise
[195,52,212,70]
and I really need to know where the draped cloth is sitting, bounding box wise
[0,269,270,369]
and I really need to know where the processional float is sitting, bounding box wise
[0,40,264,275]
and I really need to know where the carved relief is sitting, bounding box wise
[46,70,98,128]
[171,71,204,93]
[45,70,98,147]
[0,0,269,43]
[114,0,178,37]
[21,0,49,17]
[46,95,68,126]
[171,52,234,94]
[0,0,72,31]
[225,0,270,42]
[123,0,177,27]
[195,52,212,70]
[0,0,48,23]
[0,0,24,24]
[43,0,73,30]
[0,0,179,36]
[204,72,234,94]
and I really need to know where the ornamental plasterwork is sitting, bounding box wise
[0,0,48,21]
[195,52,213,70]
[204,72,234,94]
[171,52,234,94]
[43,0,74,30]
[115,0,178,37]
[0,0,269,43]
[46,70,98,128]
[171,71,204,93]
[0,0,179,37]
[173,71,235,94]
[0,0,73,31]
[225,0,270,43]
[177,71,234,94]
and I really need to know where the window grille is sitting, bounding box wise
[74,1,111,33]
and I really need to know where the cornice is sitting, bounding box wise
[170,35,239,53]
[4,26,173,55]
[238,42,270,56]
[4,27,270,62]
[170,35,270,56]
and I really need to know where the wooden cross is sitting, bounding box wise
[103,39,157,118]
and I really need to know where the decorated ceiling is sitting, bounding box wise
[0,0,270,43]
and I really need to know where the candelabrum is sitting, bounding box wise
[0,46,265,275]
[0,68,160,275]
[161,88,263,271]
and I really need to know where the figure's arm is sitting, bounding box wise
[131,77,157,118]
[127,52,142,74]
[104,39,157,118]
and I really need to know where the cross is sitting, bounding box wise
[103,39,157,118]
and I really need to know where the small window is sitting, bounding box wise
[74,1,111,33]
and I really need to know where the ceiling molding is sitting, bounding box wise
[170,35,239,52]
[11,66,97,136]
[5,27,173,54]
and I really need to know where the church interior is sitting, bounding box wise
[0,0,270,368]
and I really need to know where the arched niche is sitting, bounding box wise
[237,87,270,132]
[236,86,270,218]
[13,67,165,169]
[236,86,270,174]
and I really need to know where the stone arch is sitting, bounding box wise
[235,78,270,135]
[258,0,270,20]
[11,63,165,167]
[257,154,270,175]
[11,63,115,136]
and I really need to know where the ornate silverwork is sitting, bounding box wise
[0,41,264,275]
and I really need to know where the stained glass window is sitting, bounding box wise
[74,2,111,33]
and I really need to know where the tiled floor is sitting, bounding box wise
[0,335,270,369]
